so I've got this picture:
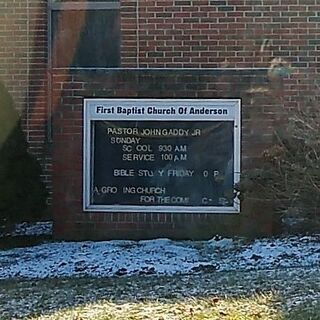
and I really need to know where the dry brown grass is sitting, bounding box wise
[29,293,280,320]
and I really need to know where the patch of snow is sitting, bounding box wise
[11,222,52,236]
[0,235,319,279]
[207,235,235,251]
[0,221,52,238]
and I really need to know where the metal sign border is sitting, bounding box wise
[83,98,241,213]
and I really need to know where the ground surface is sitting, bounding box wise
[0,223,319,319]
[1,266,319,319]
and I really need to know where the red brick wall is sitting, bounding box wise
[0,0,50,189]
[121,0,320,70]
[1,0,319,238]
[120,0,320,113]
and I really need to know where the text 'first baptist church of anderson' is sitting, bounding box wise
[95,104,229,115]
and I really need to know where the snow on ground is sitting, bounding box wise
[0,228,319,279]
[10,221,52,236]
[0,221,52,238]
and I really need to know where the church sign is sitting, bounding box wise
[83,99,241,213]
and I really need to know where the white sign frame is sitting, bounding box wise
[83,99,241,213]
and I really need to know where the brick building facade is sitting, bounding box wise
[0,0,319,239]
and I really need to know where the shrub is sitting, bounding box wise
[239,108,320,233]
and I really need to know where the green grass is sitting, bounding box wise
[0,267,319,320]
